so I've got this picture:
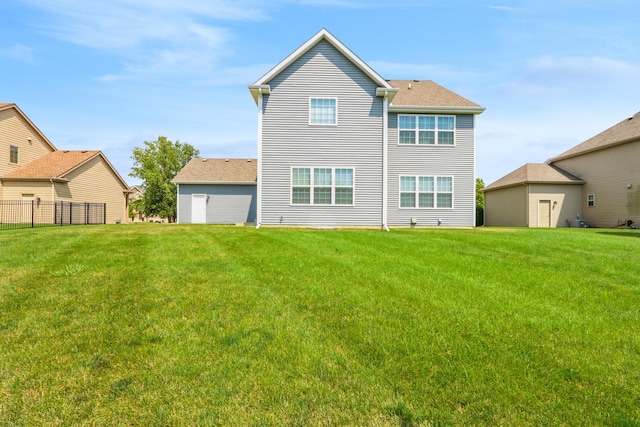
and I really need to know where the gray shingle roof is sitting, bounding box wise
[173,158,257,184]
[483,163,584,192]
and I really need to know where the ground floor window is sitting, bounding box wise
[291,167,354,205]
[400,176,453,208]
[587,194,595,207]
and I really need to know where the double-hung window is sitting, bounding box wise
[587,194,595,207]
[309,98,337,125]
[291,167,353,205]
[399,115,455,145]
[400,176,453,208]
[9,145,18,164]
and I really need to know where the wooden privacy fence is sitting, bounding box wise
[0,200,106,231]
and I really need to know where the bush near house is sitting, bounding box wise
[1,226,639,425]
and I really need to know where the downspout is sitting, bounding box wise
[382,92,390,232]
[50,179,54,201]
[256,88,264,229]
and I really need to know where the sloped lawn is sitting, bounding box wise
[1,225,639,425]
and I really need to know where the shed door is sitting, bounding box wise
[538,200,551,228]
[191,194,207,224]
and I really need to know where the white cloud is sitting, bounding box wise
[487,5,528,13]
[0,43,35,62]
[368,61,481,82]
[18,0,258,79]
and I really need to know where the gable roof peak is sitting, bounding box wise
[249,28,393,104]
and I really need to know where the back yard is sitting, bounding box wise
[1,225,639,425]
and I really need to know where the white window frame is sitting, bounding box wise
[309,98,338,126]
[9,145,18,164]
[290,167,354,206]
[587,194,595,207]
[398,114,456,145]
[399,175,454,209]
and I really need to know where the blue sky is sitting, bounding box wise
[2,0,639,186]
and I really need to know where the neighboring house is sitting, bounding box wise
[128,185,145,221]
[483,111,640,228]
[0,103,130,224]
[174,158,257,224]
[248,29,484,228]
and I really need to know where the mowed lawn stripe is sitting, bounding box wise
[0,225,638,425]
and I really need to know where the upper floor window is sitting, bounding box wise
[9,146,18,164]
[310,98,337,125]
[587,194,595,207]
[399,115,455,145]
[292,167,353,205]
[400,175,453,208]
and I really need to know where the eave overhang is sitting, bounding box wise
[0,177,68,183]
[173,181,257,185]
[248,85,271,106]
[249,28,393,106]
[389,105,486,115]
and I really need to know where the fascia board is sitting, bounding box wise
[172,181,257,185]
[389,105,486,115]
[252,29,392,90]
[248,85,271,106]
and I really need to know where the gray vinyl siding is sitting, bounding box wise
[387,114,475,226]
[178,184,256,224]
[260,40,384,226]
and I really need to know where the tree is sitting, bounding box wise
[476,178,485,209]
[130,136,199,223]
[476,178,485,226]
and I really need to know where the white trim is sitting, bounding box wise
[256,91,264,228]
[309,97,338,126]
[472,114,476,227]
[252,29,393,91]
[398,175,455,209]
[389,105,485,115]
[173,181,257,185]
[290,166,355,206]
[382,93,389,229]
[398,114,456,146]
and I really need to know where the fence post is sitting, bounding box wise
[31,200,35,228]
[103,203,106,224]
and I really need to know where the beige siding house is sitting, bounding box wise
[0,103,56,198]
[1,103,130,224]
[484,112,640,228]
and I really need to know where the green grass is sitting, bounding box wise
[1,225,639,426]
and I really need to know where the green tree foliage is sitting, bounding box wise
[130,136,199,222]
[476,178,485,209]
[476,178,485,226]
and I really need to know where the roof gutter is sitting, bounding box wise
[389,105,486,115]
[248,85,271,106]
[172,181,257,185]
[1,177,68,183]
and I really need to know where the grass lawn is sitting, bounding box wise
[1,225,639,426]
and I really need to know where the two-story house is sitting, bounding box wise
[483,112,640,228]
[248,29,484,228]
[0,103,130,224]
